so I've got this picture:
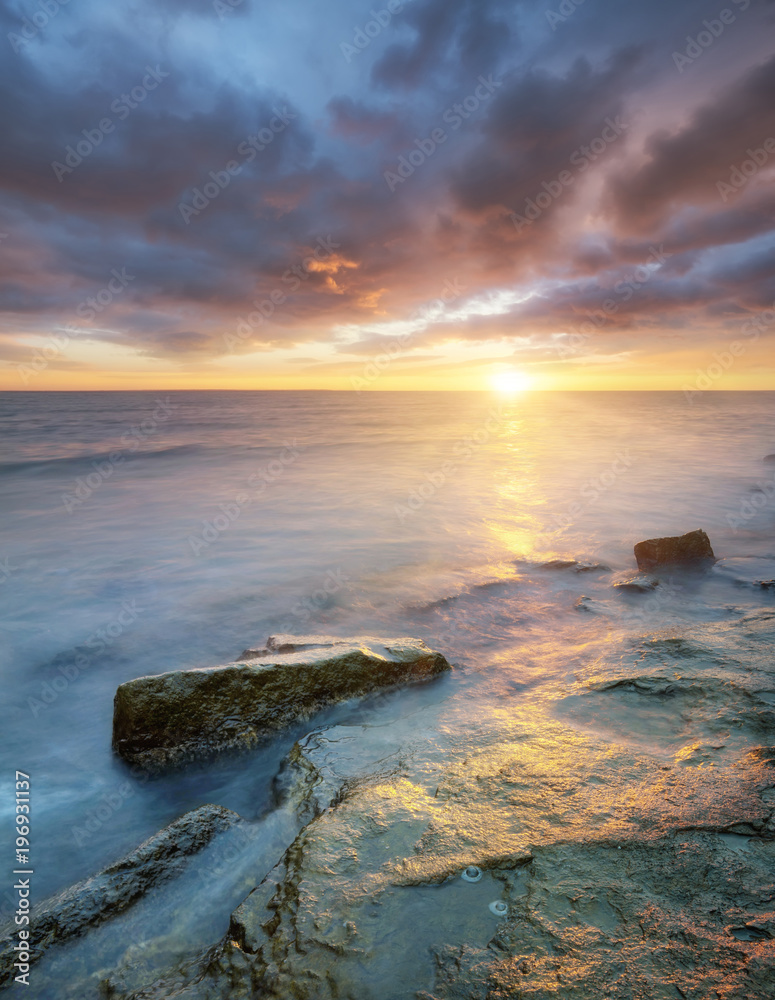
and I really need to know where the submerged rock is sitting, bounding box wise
[713,556,775,591]
[113,635,451,768]
[0,804,239,987]
[634,528,715,573]
[613,577,658,594]
[540,559,611,573]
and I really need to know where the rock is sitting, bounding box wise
[113,635,451,768]
[423,836,775,1000]
[750,747,775,766]
[613,577,658,594]
[539,560,610,573]
[634,529,715,572]
[0,804,239,988]
[127,719,775,1000]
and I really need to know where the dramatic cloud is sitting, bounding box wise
[608,54,775,231]
[0,0,773,388]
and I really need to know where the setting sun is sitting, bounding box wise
[490,370,531,393]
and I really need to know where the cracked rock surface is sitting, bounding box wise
[120,714,775,1000]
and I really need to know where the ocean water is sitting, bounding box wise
[1,389,774,932]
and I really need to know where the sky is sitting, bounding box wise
[0,0,774,391]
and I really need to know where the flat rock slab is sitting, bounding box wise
[634,528,715,572]
[113,635,451,768]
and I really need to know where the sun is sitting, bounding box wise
[490,370,531,393]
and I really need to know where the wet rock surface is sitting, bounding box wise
[634,529,716,573]
[113,713,775,1000]
[612,576,658,594]
[0,805,239,988]
[422,835,775,1000]
[539,560,610,573]
[112,635,451,768]
[17,610,775,999]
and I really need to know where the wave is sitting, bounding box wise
[0,443,205,476]
[405,577,516,614]
[406,560,614,616]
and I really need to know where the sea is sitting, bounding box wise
[1,390,774,947]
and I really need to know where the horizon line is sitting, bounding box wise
[2,388,774,394]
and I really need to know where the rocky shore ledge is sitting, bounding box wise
[4,707,773,999]
[4,592,775,998]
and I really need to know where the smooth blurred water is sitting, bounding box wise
[1,390,774,908]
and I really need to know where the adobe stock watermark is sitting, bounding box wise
[340,1,407,62]
[716,138,775,202]
[672,0,752,73]
[60,398,175,513]
[395,406,505,522]
[27,601,143,718]
[384,76,502,192]
[188,440,304,555]
[726,472,775,533]
[52,66,169,182]
[15,267,135,384]
[511,116,631,232]
[627,578,686,624]
[351,277,465,391]
[223,236,342,352]
[275,569,350,629]
[546,0,587,31]
[71,765,151,848]
[178,107,297,223]
[7,0,71,53]
[682,300,775,402]
[188,495,251,556]
[248,441,306,497]
[0,557,18,585]
[546,450,634,532]
[556,244,672,358]
[213,0,245,19]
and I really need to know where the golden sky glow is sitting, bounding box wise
[1,2,774,392]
